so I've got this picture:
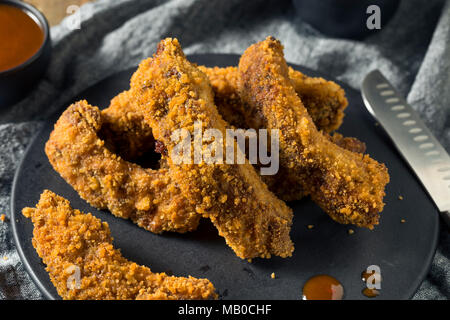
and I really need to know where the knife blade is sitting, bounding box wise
[361,70,450,226]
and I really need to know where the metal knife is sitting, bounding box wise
[361,70,450,226]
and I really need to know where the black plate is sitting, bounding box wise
[12,54,439,300]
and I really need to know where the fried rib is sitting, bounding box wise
[200,66,361,201]
[22,190,217,300]
[45,100,200,233]
[287,67,347,132]
[238,37,389,228]
[130,38,294,259]
[200,65,348,132]
[199,67,363,154]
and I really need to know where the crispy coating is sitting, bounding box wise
[130,38,294,259]
[200,65,363,201]
[238,37,389,228]
[200,65,348,132]
[199,66,249,129]
[288,67,347,132]
[100,90,155,161]
[327,132,366,154]
[45,100,200,233]
[22,190,217,300]
[261,132,367,201]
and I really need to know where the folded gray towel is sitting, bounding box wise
[0,0,448,299]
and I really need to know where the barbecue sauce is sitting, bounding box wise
[0,4,44,72]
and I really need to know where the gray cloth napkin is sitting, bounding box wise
[0,0,449,300]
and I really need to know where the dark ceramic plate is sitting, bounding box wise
[11,54,439,300]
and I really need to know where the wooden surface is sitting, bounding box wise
[25,0,92,26]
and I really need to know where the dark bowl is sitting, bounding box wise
[0,0,51,107]
[293,0,400,40]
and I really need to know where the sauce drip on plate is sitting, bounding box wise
[302,275,344,300]
[361,270,382,298]
[0,4,44,72]
[362,287,380,298]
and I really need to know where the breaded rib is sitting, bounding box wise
[130,38,294,259]
[288,67,347,132]
[22,190,217,300]
[238,37,389,228]
[201,65,362,201]
[45,100,200,233]
[200,65,348,132]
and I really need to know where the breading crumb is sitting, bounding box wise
[0,214,5,222]
[2,256,8,261]
[271,272,276,279]
[307,224,314,230]
[348,229,354,235]
[398,195,403,200]
[219,195,228,203]
[401,219,406,223]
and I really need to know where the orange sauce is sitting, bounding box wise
[302,275,344,300]
[361,270,382,298]
[362,287,380,298]
[0,4,44,72]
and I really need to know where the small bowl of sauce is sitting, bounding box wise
[0,0,51,107]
